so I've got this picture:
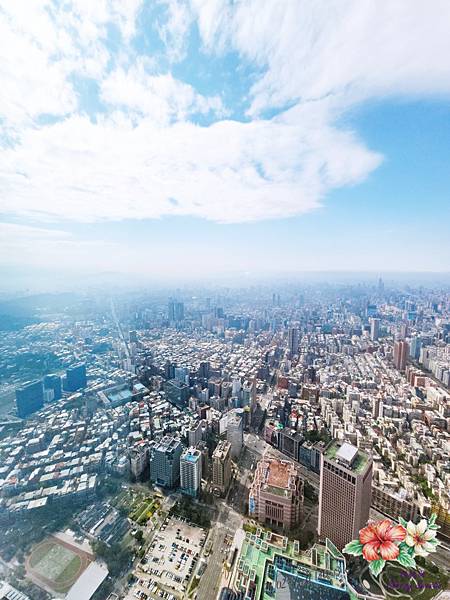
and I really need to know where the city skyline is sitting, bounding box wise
[1,1,450,286]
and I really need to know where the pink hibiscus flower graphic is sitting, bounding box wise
[359,519,406,562]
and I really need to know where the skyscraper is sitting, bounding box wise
[370,317,380,341]
[43,374,62,401]
[65,364,87,392]
[226,411,243,459]
[409,336,422,360]
[150,435,183,488]
[180,447,202,497]
[393,340,409,371]
[288,327,300,356]
[15,380,44,418]
[212,440,232,497]
[318,441,372,550]
[168,300,185,322]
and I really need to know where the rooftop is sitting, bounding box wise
[233,528,348,600]
[266,460,291,489]
[324,441,370,474]
[336,442,358,465]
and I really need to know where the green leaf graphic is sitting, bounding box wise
[369,559,386,577]
[397,552,416,569]
[343,540,363,556]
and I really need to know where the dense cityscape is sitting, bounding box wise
[0,280,448,600]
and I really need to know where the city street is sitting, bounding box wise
[197,503,242,600]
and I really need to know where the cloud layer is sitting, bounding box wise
[1,0,450,227]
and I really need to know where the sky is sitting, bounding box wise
[1,0,450,288]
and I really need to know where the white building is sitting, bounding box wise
[180,447,202,497]
[227,411,243,459]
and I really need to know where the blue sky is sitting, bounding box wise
[0,0,449,285]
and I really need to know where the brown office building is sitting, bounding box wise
[212,440,232,497]
[249,458,304,530]
[318,441,372,550]
[393,340,409,372]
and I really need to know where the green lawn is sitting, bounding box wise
[129,497,160,524]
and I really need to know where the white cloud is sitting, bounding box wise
[1,0,449,230]
[190,0,450,115]
[0,5,76,128]
[157,0,193,62]
[100,60,226,123]
[0,103,381,223]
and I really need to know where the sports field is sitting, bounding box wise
[26,537,90,594]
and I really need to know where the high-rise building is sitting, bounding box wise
[164,379,190,408]
[279,428,303,461]
[212,440,232,497]
[43,374,62,401]
[198,361,210,379]
[129,443,149,480]
[174,366,189,383]
[188,420,204,447]
[231,377,241,397]
[241,379,256,410]
[150,436,183,488]
[366,304,377,318]
[180,447,202,497]
[168,300,185,322]
[249,458,304,530]
[370,317,381,341]
[409,336,422,360]
[15,380,44,418]
[65,364,87,392]
[393,340,409,371]
[318,441,372,550]
[288,327,300,356]
[226,411,243,459]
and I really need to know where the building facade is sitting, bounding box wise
[15,380,44,418]
[226,411,243,459]
[180,447,202,497]
[318,441,372,550]
[65,363,87,392]
[249,458,304,530]
[164,379,190,408]
[393,340,409,372]
[129,443,149,480]
[150,436,183,488]
[212,440,232,496]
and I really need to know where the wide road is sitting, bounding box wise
[110,298,131,362]
[197,504,242,600]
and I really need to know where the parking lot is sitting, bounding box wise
[126,516,206,600]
